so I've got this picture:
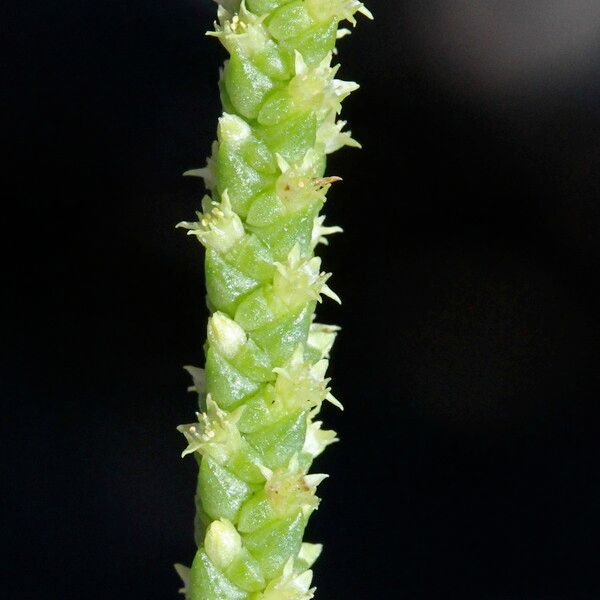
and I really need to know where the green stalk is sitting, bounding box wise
[176,1,371,598]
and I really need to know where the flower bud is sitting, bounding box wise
[205,519,242,571]
[218,113,252,146]
[208,312,247,359]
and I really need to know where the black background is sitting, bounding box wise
[4,1,600,598]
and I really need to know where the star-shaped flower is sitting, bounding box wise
[257,557,315,600]
[273,244,341,309]
[176,190,244,254]
[273,345,343,414]
[177,395,243,464]
[259,455,328,518]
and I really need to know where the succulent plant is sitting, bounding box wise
[176,1,371,598]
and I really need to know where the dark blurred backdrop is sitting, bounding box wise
[4,1,600,598]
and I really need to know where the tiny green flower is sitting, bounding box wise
[177,395,244,463]
[302,419,338,459]
[272,344,342,413]
[272,244,339,309]
[176,191,245,253]
[254,557,314,600]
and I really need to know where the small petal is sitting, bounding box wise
[173,563,190,596]
[183,365,206,394]
[298,543,323,570]
[317,115,361,154]
[183,141,218,191]
[302,420,338,458]
[320,283,341,305]
[310,216,343,249]
[308,321,341,357]
[213,0,240,12]
[326,391,344,411]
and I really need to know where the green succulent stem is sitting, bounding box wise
[176,1,370,598]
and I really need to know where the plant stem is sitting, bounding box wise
[176,2,371,598]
